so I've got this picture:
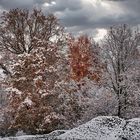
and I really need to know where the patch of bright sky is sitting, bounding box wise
[94,28,107,42]
[82,0,125,17]
[43,1,56,7]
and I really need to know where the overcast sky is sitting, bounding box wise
[0,0,140,41]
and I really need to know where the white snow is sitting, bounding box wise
[57,116,140,140]
[57,116,125,140]
[0,69,6,79]
[1,116,140,140]
[23,97,33,106]
[1,130,66,140]
[6,87,22,95]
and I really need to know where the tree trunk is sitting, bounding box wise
[117,93,122,118]
[117,88,128,118]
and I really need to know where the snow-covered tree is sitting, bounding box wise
[6,39,67,134]
[102,24,140,118]
[0,8,67,135]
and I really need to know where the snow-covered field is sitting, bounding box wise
[1,116,140,140]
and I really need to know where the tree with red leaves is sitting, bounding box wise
[68,35,102,83]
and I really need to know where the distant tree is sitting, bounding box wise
[68,35,102,83]
[102,24,140,118]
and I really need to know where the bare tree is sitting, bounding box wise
[102,24,140,118]
[0,8,64,54]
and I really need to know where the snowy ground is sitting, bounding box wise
[1,116,140,140]
[0,130,67,140]
[57,116,140,140]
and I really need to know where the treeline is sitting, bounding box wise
[0,9,140,137]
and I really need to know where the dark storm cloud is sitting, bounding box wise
[44,0,140,34]
[0,0,140,36]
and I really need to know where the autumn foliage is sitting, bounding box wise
[68,35,102,82]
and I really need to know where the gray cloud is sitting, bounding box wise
[0,0,140,37]
[45,0,140,35]
[0,0,34,9]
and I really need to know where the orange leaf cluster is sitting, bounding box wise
[68,35,102,82]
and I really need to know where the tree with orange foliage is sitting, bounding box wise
[68,35,102,83]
